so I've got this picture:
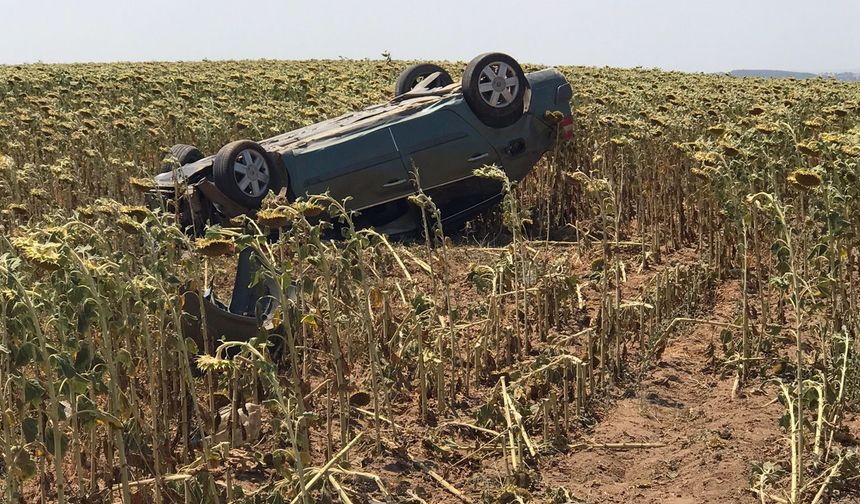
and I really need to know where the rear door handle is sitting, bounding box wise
[383,178,408,188]
[467,152,489,162]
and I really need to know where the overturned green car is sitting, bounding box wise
[152,52,572,236]
[153,52,573,348]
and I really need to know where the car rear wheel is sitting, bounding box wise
[213,140,285,209]
[461,53,527,128]
[160,143,204,174]
[394,63,453,96]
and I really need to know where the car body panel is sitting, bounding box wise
[391,108,500,188]
[287,127,411,211]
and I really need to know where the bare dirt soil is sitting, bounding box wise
[329,248,792,504]
[542,280,786,504]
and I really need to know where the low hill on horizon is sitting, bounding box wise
[730,69,860,81]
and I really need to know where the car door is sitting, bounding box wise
[390,109,501,217]
[293,127,411,211]
[391,109,499,190]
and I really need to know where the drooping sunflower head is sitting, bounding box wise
[755,122,779,134]
[543,110,565,124]
[7,203,29,217]
[720,142,741,157]
[195,237,235,258]
[796,141,821,157]
[840,144,860,157]
[117,215,143,234]
[690,166,714,181]
[693,150,719,167]
[195,354,234,372]
[293,200,325,218]
[256,207,291,229]
[129,176,156,192]
[748,105,766,117]
[91,198,123,216]
[10,236,62,272]
[803,117,824,129]
[788,168,823,190]
[120,205,149,222]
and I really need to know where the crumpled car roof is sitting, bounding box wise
[165,83,462,182]
[260,83,461,153]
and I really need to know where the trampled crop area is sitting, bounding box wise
[1,60,860,503]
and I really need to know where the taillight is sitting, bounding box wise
[559,116,574,140]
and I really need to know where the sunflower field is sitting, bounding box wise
[1,59,860,503]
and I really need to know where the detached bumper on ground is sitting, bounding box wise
[180,248,280,353]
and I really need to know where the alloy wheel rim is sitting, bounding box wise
[232,149,270,197]
[477,61,520,108]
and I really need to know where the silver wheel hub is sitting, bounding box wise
[477,61,520,109]
[232,148,270,198]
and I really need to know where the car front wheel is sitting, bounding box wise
[160,143,204,174]
[212,140,285,209]
[461,52,528,128]
[394,63,453,96]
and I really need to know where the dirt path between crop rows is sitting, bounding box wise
[538,279,788,504]
[357,257,793,504]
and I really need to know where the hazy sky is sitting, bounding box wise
[1,0,858,72]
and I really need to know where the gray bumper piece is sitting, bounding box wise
[180,248,280,354]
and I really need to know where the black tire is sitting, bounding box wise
[160,144,204,174]
[461,53,528,128]
[212,140,286,209]
[394,63,454,96]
